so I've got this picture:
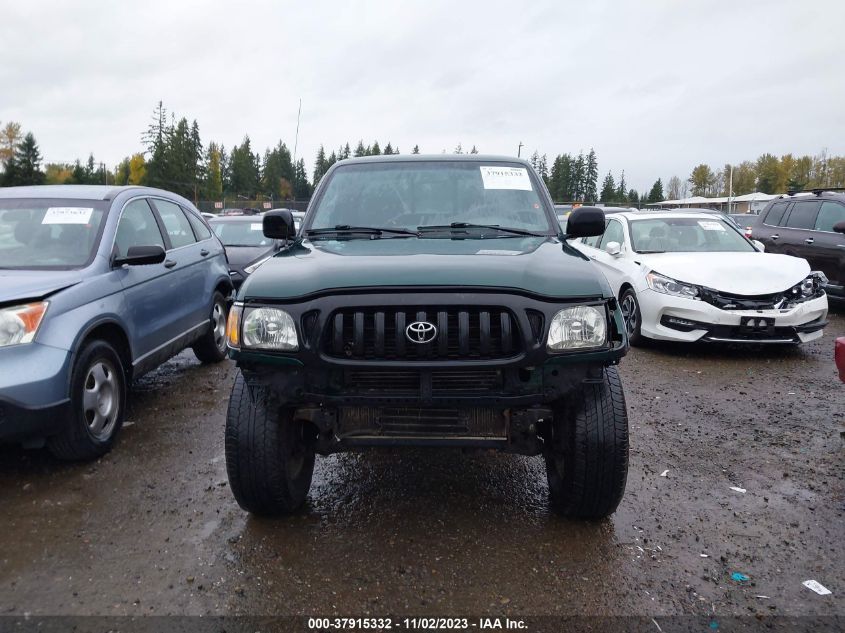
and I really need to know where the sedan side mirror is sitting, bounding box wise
[263,209,296,240]
[566,206,606,238]
[833,221,845,234]
[605,241,621,256]
[752,239,765,252]
[114,244,166,267]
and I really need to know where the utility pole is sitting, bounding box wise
[293,98,302,166]
[517,142,524,158]
[727,164,733,214]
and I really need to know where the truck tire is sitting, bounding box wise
[48,340,126,460]
[544,366,629,519]
[192,292,229,364]
[225,371,315,515]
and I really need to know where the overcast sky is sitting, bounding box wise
[1,0,843,193]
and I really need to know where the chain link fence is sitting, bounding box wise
[195,199,310,215]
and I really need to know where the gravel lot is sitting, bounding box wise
[0,310,843,622]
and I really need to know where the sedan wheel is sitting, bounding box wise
[619,288,644,346]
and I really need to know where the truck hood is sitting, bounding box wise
[224,245,275,270]
[241,236,610,300]
[638,251,811,295]
[0,270,83,305]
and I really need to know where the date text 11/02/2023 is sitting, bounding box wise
[306,617,528,630]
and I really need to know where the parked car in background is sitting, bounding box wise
[730,213,758,239]
[836,337,845,382]
[0,185,233,459]
[750,190,845,300]
[208,215,284,289]
[554,204,572,232]
[571,210,828,345]
[201,212,216,220]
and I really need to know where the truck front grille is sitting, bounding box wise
[337,407,507,438]
[344,369,503,395]
[323,306,521,360]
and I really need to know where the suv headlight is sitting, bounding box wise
[646,271,700,299]
[547,306,607,350]
[241,307,298,351]
[0,302,49,347]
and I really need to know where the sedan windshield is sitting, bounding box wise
[307,161,554,236]
[630,217,756,253]
[0,199,107,269]
[212,221,274,247]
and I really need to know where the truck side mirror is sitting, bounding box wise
[566,206,606,238]
[263,209,296,240]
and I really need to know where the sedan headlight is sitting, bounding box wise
[646,271,700,300]
[0,302,49,347]
[787,271,827,300]
[244,255,272,275]
[241,307,298,351]
[547,306,607,350]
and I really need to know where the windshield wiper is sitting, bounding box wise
[417,222,544,237]
[305,225,419,238]
[635,250,666,254]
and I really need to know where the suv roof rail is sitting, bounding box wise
[785,186,845,196]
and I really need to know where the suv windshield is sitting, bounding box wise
[630,217,755,253]
[308,161,554,235]
[0,199,107,269]
[212,220,273,247]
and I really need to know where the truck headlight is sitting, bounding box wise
[646,271,700,299]
[0,302,49,347]
[242,307,298,351]
[547,306,607,350]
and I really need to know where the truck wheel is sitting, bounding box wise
[544,366,629,519]
[192,292,229,363]
[619,288,644,346]
[48,340,126,460]
[225,371,315,515]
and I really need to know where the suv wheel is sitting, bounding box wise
[619,287,644,346]
[544,366,629,519]
[48,340,126,460]
[192,291,229,363]
[225,371,315,515]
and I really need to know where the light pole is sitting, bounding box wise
[517,142,524,158]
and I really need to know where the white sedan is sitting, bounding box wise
[570,211,828,344]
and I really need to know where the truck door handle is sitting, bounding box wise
[771,234,779,240]
[200,249,209,256]
[804,238,814,244]
[164,259,177,269]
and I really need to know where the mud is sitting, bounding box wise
[0,312,843,618]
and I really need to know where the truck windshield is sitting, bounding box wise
[0,199,107,269]
[308,161,554,235]
[630,217,756,253]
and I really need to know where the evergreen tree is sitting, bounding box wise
[115,157,131,185]
[383,142,394,155]
[470,145,478,154]
[600,172,616,203]
[573,152,586,200]
[313,145,328,185]
[627,188,639,207]
[647,178,664,203]
[262,141,294,199]
[584,149,598,202]
[228,136,259,196]
[455,143,464,155]
[205,143,223,198]
[370,141,381,156]
[354,140,366,157]
[412,145,420,154]
[537,154,549,184]
[3,132,46,186]
[292,158,311,199]
[342,143,351,159]
[616,171,627,201]
[529,150,539,170]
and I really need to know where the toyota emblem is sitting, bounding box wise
[406,321,437,344]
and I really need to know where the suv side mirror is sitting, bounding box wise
[263,209,296,240]
[566,206,606,238]
[605,241,621,256]
[833,220,845,234]
[114,244,166,267]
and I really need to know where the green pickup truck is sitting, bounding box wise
[224,155,629,519]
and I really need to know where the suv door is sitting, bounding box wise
[113,198,176,362]
[149,198,209,338]
[780,200,821,263]
[588,218,628,293]
[753,201,790,253]
[811,200,845,293]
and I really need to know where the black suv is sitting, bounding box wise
[751,190,845,299]
[224,155,629,519]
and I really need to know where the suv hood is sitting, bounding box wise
[0,270,83,305]
[639,251,811,295]
[242,236,610,300]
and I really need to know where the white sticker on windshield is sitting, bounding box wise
[698,220,726,231]
[477,249,521,255]
[250,223,263,231]
[42,207,94,225]
[479,166,533,191]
